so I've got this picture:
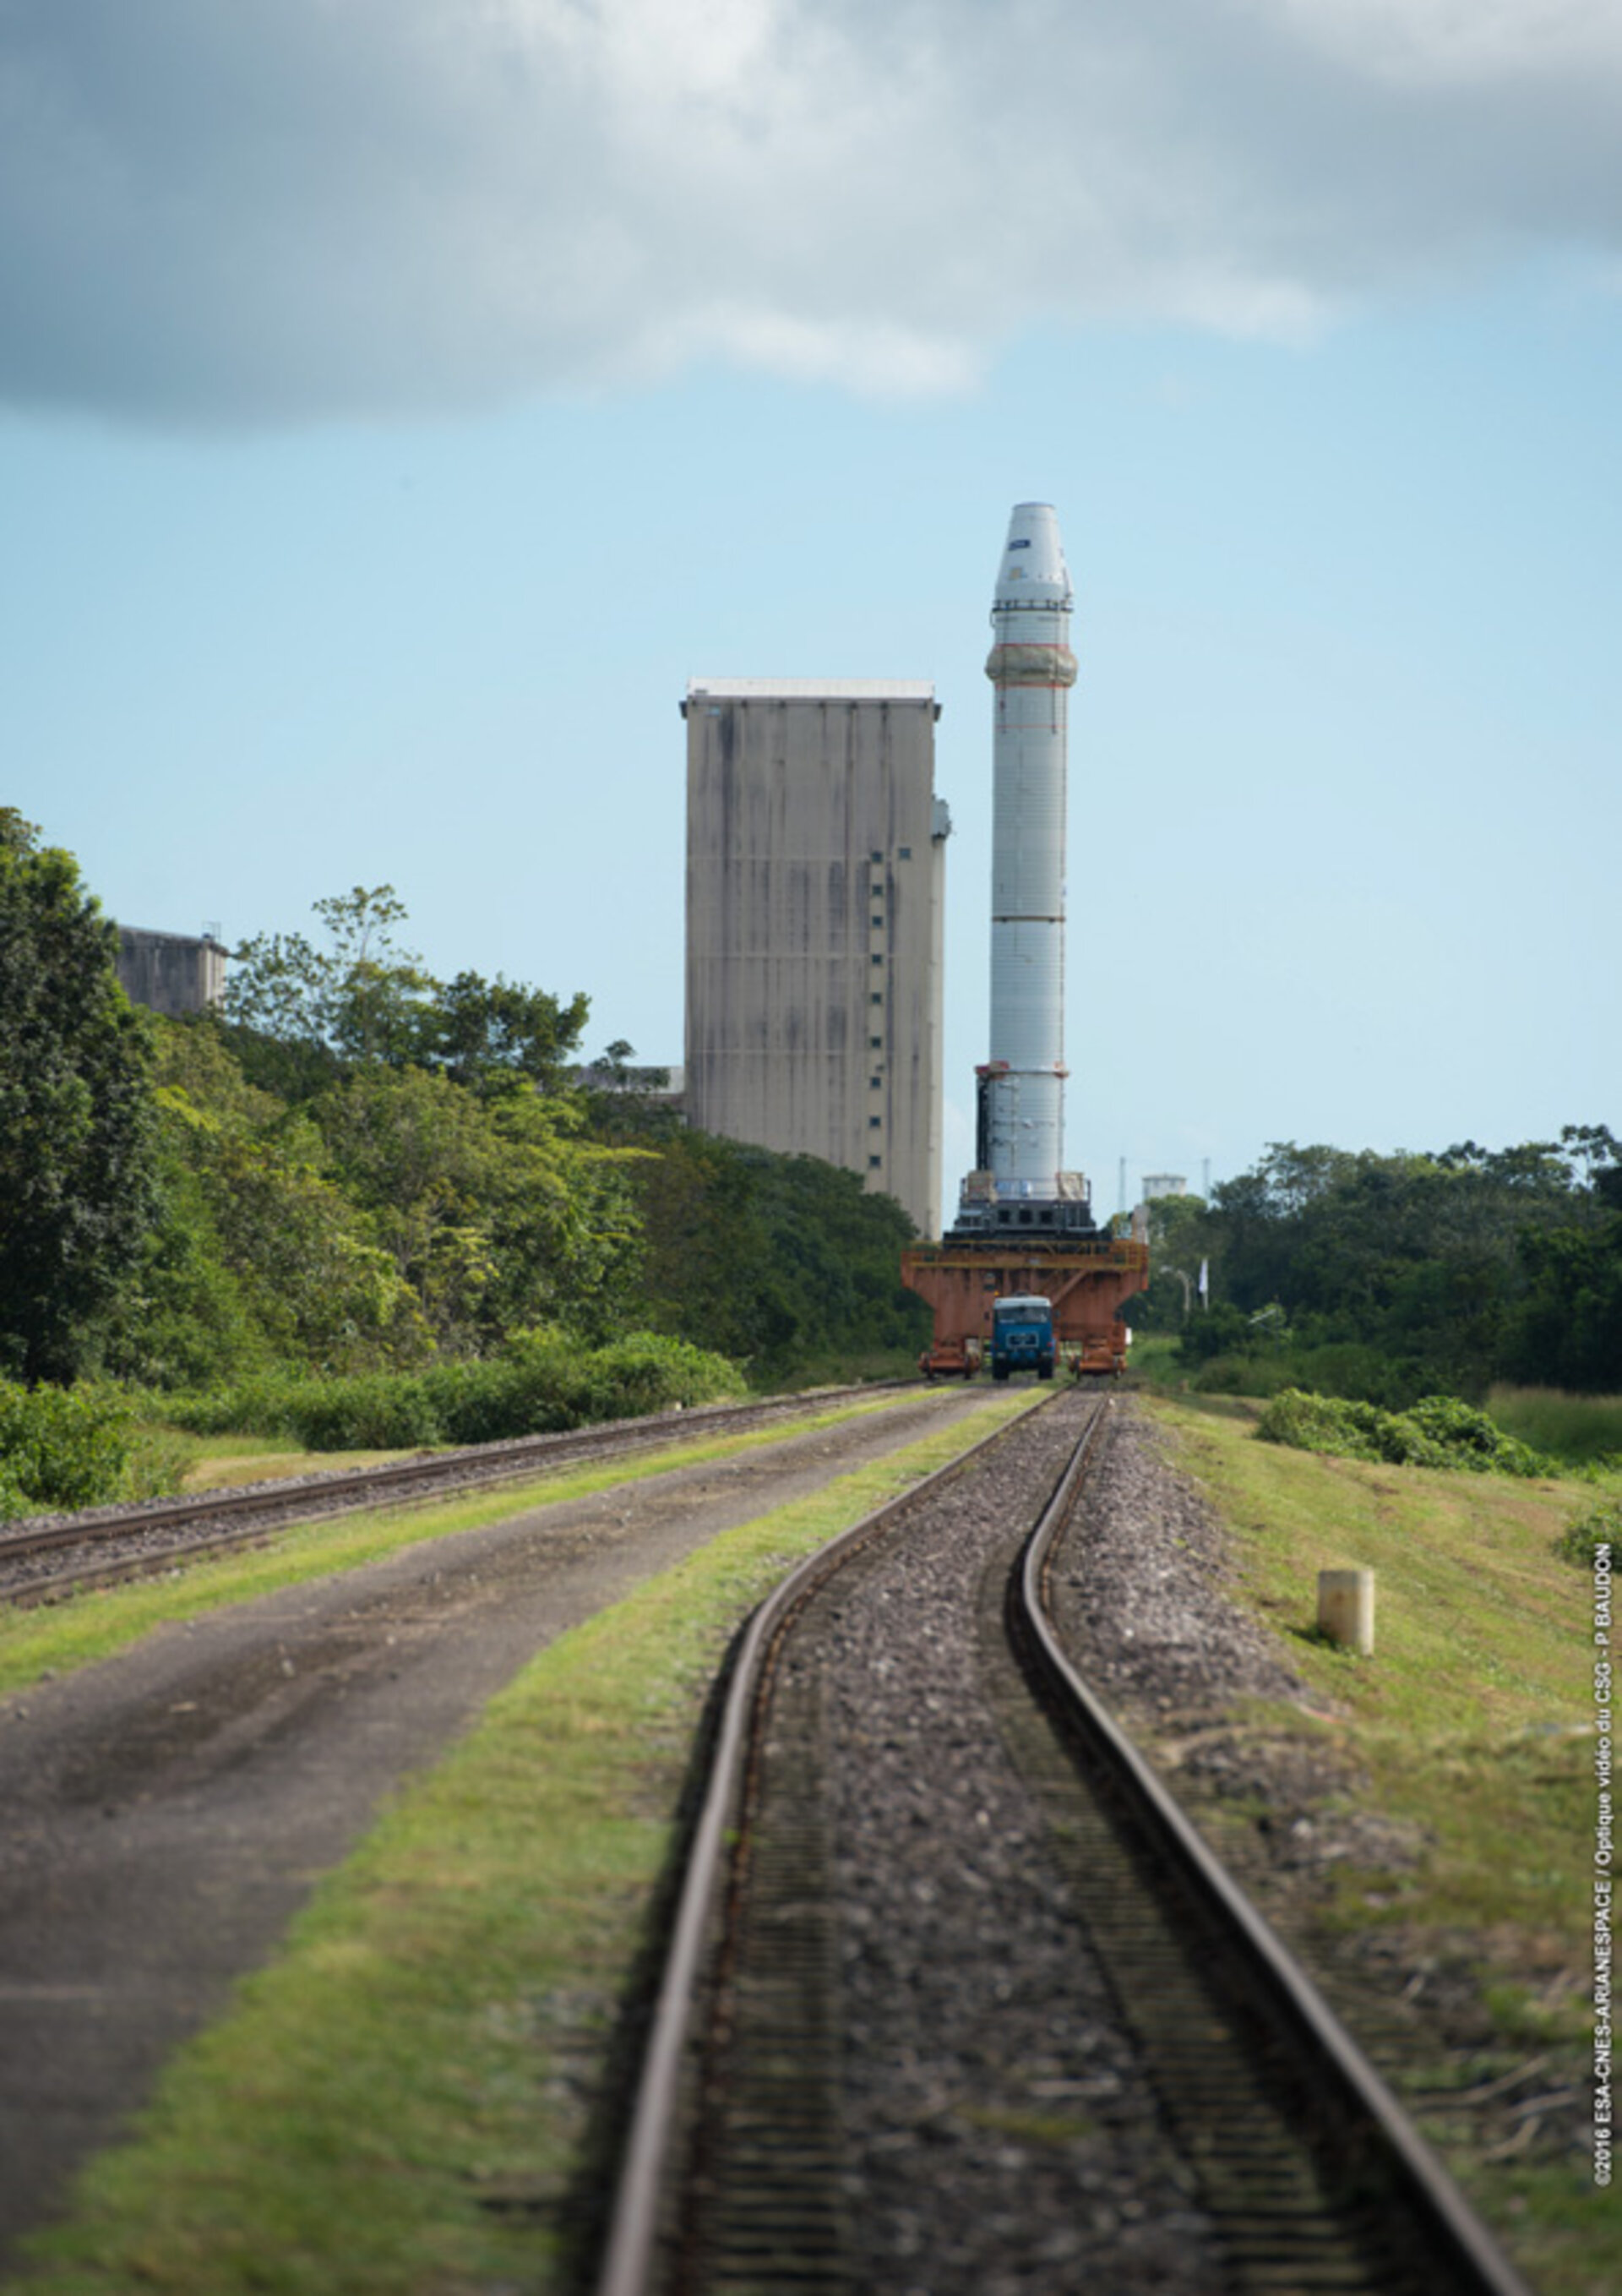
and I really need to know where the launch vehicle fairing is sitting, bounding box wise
[955,501,1093,1238]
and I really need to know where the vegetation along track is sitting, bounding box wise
[0,1382,919,1605]
[596,1386,1532,2296]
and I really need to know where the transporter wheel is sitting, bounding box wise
[992,1364,1010,1383]
[1037,1361,1053,1381]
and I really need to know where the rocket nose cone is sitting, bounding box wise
[993,500,1071,611]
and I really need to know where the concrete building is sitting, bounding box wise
[683,679,950,1239]
[116,928,226,1018]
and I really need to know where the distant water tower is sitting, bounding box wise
[1142,1173,1188,1201]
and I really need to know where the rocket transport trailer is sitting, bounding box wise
[988,1295,1056,1383]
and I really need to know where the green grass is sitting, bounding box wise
[177,1437,425,1491]
[1151,1398,1587,1933]
[1122,1332,1184,1388]
[1488,1383,1622,1470]
[1146,1398,1612,2294]
[8,1388,1038,2295]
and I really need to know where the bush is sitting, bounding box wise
[0,1381,188,1518]
[1256,1388,1556,1478]
[1255,1390,1399,1464]
[1401,1395,1551,1477]
[1554,1492,1622,1568]
[572,1332,740,1421]
[428,1330,740,1443]
[281,1373,444,1453]
[153,1332,743,1453]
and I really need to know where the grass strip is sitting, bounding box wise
[177,1442,430,1492]
[0,1391,941,1698]
[11,1388,1037,2295]
[1146,1397,1613,2296]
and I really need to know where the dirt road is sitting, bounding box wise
[0,1390,999,2275]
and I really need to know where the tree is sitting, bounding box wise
[226,887,591,1105]
[0,819,159,1379]
[1129,1192,1216,1330]
[225,885,438,1095]
[617,1126,930,1372]
[1501,1126,1622,1391]
[1183,1133,1615,1399]
[309,1066,645,1353]
[422,971,591,1094]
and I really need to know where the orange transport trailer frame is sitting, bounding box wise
[901,1235,1150,1378]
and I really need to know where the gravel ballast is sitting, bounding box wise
[803,1390,1227,2293]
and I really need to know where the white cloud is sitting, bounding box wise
[0,0,1619,423]
[1260,0,1622,84]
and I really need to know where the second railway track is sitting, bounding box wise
[596,1387,1530,2296]
[0,1380,921,1605]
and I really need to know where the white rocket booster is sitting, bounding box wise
[981,501,1075,1200]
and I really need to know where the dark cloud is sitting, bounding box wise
[1,0,1619,425]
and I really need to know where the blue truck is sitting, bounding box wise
[988,1294,1056,1383]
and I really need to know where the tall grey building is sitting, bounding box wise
[116,927,226,1018]
[683,679,950,1239]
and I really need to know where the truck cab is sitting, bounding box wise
[988,1293,1056,1382]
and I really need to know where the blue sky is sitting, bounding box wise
[2,3,1618,1224]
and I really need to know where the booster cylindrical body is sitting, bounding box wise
[984,502,1075,1191]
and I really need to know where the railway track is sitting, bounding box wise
[0,1380,919,1606]
[594,1388,1531,2296]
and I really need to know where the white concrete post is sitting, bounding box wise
[1317,1568,1375,1655]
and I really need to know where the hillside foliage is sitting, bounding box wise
[0,854,928,1454]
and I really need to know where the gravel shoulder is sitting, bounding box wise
[1048,1398,1452,1981]
[1048,1396,1596,2277]
[0,1388,997,2276]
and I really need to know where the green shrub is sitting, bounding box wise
[150,1333,743,1453]
[145,1373,309,1440]
[1255,1388,1556,1478]
[427,1339,580,1444]
[1554,1493,1622,1568]
[280,1373,444,1453]
[574,1332,739,1421]
[1401,1395,1551,1477]
[427,1330,740,1444]
[0,1381,188,1517]
[0,1381,132,1512]
[1255,1389,1397,1464]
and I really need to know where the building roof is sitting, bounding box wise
[685,677,936,704]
